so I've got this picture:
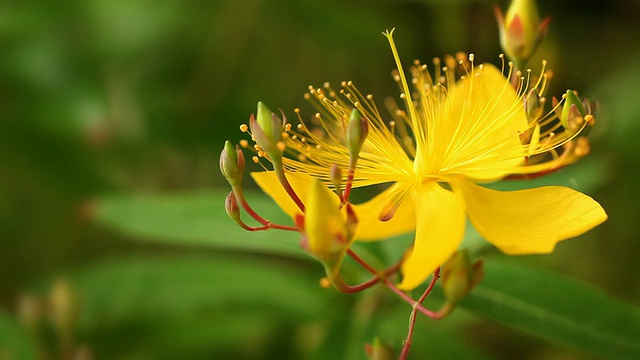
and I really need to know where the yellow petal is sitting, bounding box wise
[352,182,416,241]
[251,171,312,218]
[398,181,466,290]
[421,64,527,182]
[458,179,607,254]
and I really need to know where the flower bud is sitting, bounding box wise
[524,89,545,122]
[220,141,245,187]
[250,101,285,158]
[345,108,369,158]
[48,279,80,348]
[330,164,342,193]
[305,178,349,264]
[495,0,551,66]
[364,338,394,360]
[440,250,484,305]
[225,192,241,222]
[561,89,586,130]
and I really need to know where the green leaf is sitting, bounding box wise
[94,190,306,258]
[0,310,37,360]
[69,255,329,329]
[459,259,640,359]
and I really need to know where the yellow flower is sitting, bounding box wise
[250,30,607,290]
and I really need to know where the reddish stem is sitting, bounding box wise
[347,249,442,319]
[341,169,355,205]
[233,187,298,231]
[273,162,306,212]
[233,187,270,226]
[333,251,403,294]
[399,268,441,360]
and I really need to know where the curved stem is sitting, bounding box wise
[273,159,305,212]
[233,187,298,231]
[233,186,270,226]
[330,250,403,294]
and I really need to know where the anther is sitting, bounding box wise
[239,139,249,148]
[239,124,248,132]
[285,124,292,132]
[297,124,303,129]
[252,156,259,163]
[277,141,286,152]
[323,82,330,89]
[585,114,595,125]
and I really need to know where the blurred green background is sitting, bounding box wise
[2,0,640,359]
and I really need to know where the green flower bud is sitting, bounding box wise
[49,279,80,348]
[220,141,245,187]
[250,101,285,158]
[364,338,394,360]
[346,108,369,157]
[440,250,484,305]
[524,89,545,122]
[225,192,241,222]
[330,164,342,193]
[561,89,586,130]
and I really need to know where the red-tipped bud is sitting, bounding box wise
[495,0,551,66]
[225,192,241,223]
[250,102,286,159]
[220,141,245,187]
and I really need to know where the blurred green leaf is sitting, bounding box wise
[0,310,37,360]
[460,259,640,359]
[65,255,331,358]
[70,255,328,328]
[95,190,307,259]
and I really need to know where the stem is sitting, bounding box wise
[399,268,441,360]
[233,186,270,226]
[332,251,403,294]
[341,158,357,206]
[273,159,306,212]
[233,187,298,231]
[236,221,297,232]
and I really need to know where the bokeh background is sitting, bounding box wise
[2,0,640,359]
